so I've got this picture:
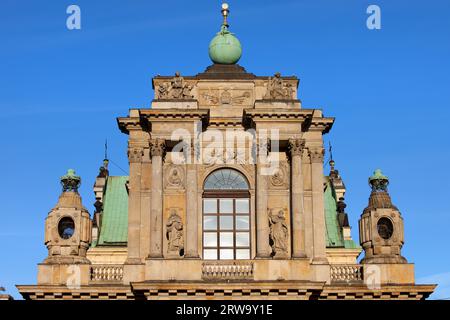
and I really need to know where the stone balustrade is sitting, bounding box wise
[330,265,363,282]
[90,265,124,282]
[202,261,254,280]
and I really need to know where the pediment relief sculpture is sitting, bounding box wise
[264,72,295,100]
[199,88,252,106]
[202,148,247,167]
[156,72,194,100]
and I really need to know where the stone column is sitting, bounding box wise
[309,147,328,264]
[256,140,271,258]
[126,145,144,263]
[185,143,199,258]
[149,138,165,258]
[288,138,306,258]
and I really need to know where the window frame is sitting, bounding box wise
[202,195,251,260]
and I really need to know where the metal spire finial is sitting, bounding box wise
[328,141,335,171]
[103,139,109,169]
[221,3,230,27]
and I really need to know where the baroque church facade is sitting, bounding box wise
[17,4,435,300]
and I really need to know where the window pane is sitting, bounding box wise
[219,216,233,230]
[220,249,233,260]
[203,199,217,213]
[203,233,217,247]
[219,199,233,213]
[236,249,250,259]
[204,249,217,260]
[219,232,233,246]
[236,232,250,247]
[235,216,249,230]
[235,199,249,213]
[204,216,217,230]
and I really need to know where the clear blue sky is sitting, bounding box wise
[1,0,449,300]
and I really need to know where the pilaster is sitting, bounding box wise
[288,138,306,258]
[149,138,166,258]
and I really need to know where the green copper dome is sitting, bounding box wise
[209,25,242,65]
[369,169,389,192]
[60,169,81,192]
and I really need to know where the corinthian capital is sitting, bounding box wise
[308,147,325,163]
[288,138,305,157]
[128,147,144,163]
[150,138,166,158]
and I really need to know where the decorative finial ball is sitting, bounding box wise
[222,3,229,10]
[209,27,242,65]
[329,159,335,168]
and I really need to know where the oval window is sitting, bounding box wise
[58,217,75,240]
[377,217,394,240]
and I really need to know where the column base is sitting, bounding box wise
[291,253,308,259]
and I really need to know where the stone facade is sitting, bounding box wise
[16,4,435,300]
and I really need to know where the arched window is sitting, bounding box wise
[204,168,249,190]
[202,169,250,260]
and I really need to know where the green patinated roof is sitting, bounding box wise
[96,176,128,246]
[95,175,359,249]
[324,180,360,249]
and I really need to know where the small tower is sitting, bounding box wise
[359,169,407,264]
[43,169,92,264]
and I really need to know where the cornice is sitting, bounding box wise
[139,109,209,122]
[309,116,335,134]
[117,117,143,135]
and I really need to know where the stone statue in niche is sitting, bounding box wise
[166,209,184,257]
[264,72,293,100]
[268,208,289,258]
[156,72,194,100]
